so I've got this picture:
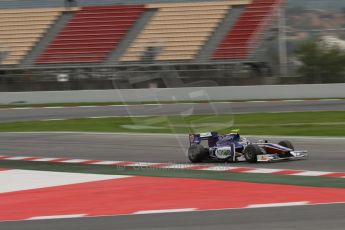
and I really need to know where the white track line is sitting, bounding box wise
[247,100,268,103]
[90,161,125,165]
[11,107,34,110]
[30,157,61,162]
[282,100,305,102]
[134,208,197,215]
[292,171,333,176]
[27,214,86,220]
[243,168,284,174]
[247,201,309,208]
[213,102,233,104]
[42,119,66,121]
[201,166,240,171]
[126,162,163,167]
[78,106,98,108]
[60,159,90,163]
[161,164,196,169]
[5,156,31,160]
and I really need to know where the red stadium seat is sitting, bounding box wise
[213,0,281,60]
[36,5,145,64]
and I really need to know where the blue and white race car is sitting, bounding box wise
[188,130,308,163]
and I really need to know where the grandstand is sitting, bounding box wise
[121,1,247,62]
[36,5,145,64]
[0,0,282,89]
[0,8,69,65]
[213,0,281,59]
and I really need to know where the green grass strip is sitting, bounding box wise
[0,111,345,136]
[0,160,344,188]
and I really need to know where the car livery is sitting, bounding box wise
[187,130,308,163]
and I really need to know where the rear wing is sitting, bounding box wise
[189,132,218,147]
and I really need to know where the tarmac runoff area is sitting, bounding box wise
[0,168,344,223]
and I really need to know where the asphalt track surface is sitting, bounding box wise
[0,100,345,122]
[0,132,344,172]
[1,100,344,229]
[1,203,345,230]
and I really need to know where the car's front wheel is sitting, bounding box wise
[243,144,263,163]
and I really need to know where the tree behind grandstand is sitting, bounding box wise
[296,40,345,83]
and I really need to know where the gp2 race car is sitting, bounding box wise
[187,130,308,163]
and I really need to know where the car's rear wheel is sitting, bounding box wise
[243,144,262,163]
[278,140,294,150]
[188,144,208,163]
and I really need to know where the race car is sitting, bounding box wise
[187,130,308,163]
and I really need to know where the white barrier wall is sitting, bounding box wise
[1,83,345,104]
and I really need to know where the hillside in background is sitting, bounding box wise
[286,0,345,43]
[288,0,344,10]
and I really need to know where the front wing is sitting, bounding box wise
[256,150,308,162]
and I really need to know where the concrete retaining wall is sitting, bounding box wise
[1,83,345,104]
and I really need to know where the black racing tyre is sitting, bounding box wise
[188,144,208,163]
[243,144,263,163]
[278,140,294,150]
